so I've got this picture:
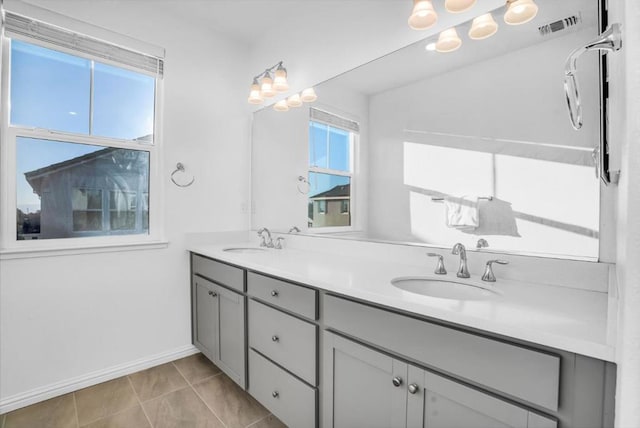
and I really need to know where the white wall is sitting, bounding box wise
[0,1,251,410]
[609,0,640,425]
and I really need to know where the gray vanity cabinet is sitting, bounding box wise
[192,275,218,360]
[191,255,246,389]
[246,272,319,428]
[406,366,557,428]
[324,332,557,428]
[324,332,407,428]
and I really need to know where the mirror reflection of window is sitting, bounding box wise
[308,110,358,229]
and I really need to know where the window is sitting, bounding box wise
[307,109,358,229]
[72,189,103,232]
[2,10,163,251]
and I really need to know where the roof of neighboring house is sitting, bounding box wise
[25,147,117,181]
[309,183,350,199]
[24,140,148,196]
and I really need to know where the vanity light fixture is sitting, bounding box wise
[273,63,289,92]
[469,13,498,40]
[247,61,289,104]
[273,100,290,112]
[445,0,476,13]
[247,78,264,104]
[260,73,276,98]
[287,93,303,107]
[301,87,318,103]
[435,27,462,52]
[504,0,539,25]
[408,0,438,30]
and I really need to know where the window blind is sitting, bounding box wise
[310,108,360,133]
[3,11,164,77]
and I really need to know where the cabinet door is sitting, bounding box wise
[216,283,246,388]
[192,275,246,389]
[192,275,219,362]
[323,332,407,428]
[407,366,557,428]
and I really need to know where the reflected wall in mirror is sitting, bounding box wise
[252,0,603,260]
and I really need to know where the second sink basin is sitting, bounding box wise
[222,247,269,254]
[391,276,498,301]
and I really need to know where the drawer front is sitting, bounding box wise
[249,350,317,428]
[249,299,317,385]
[324,294,561,412]
[247,271,317,319]
[192,254,244,292]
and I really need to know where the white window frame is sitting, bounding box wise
[0,11,166,259]
[308,118,357,233]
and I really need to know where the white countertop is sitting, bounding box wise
[189,242,617,362]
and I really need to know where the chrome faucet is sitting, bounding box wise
[257,228,274,248]
[288,226,301,233]
[451,243,470,278]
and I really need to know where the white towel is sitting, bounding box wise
[444,196,479,231]
[460,198,521,237]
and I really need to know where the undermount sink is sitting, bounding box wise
[222,247,269,254]
[391,276,499,301]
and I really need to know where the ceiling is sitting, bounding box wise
[154,0,411,46]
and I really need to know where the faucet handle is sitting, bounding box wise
[476,238,489,249]
[274,237,285,250]
[427,253,447,275]
[258,235,268,247]
[482,260,509,282]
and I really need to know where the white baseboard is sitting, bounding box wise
[0,344,199,414]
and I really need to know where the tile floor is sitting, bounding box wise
[0,353,286,428]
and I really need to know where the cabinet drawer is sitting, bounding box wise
[249,350,317,428]
[249,299,317,385]
[192,254,244,292]
[324,294,561,412]
[247,272,317,319]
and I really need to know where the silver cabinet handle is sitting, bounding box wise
[272,391,279,398]
[272,335,279,342]
[208,290,217,297]
[392,376,403,387]
[408,383,420,394]
[271,290,279,297]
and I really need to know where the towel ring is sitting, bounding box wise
[171,163,195,188]
[297,175,310,194]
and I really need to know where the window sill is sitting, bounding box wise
[0,240,169,260]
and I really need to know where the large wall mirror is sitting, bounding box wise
[252,0,607,261]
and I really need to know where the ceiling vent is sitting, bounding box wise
[538,13,582,36]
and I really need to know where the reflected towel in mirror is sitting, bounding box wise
[444,196,479,231]
[462,198,521,237]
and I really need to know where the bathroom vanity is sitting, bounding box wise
[189,240,616,428]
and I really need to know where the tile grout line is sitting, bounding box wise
[74,378,143,427]
[126,375,154,428]
[245,413,272,428]
[171,361,229,428]
[72,392,80,428]
[172,361,231,428]
[170,360,222,388]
